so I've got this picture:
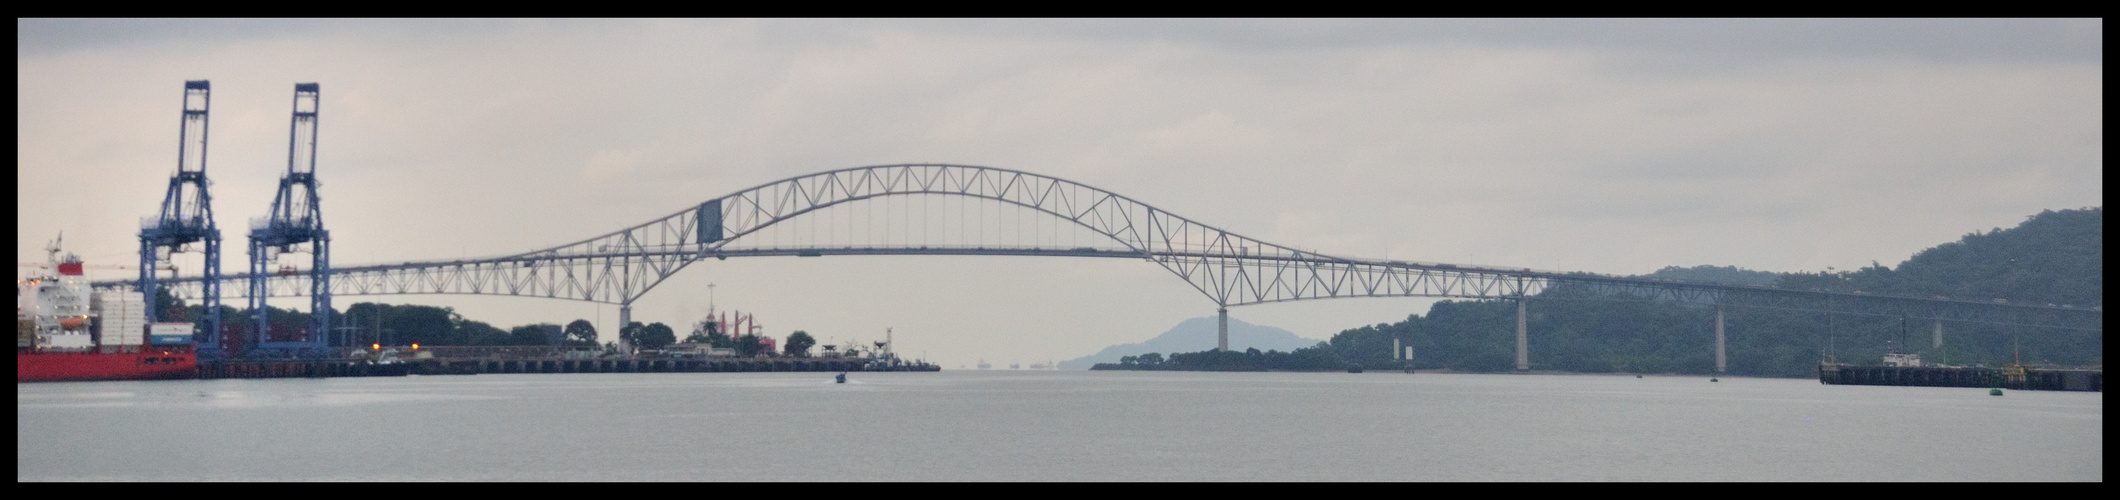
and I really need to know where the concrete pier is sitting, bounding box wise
[1217,307,1229,352]
[1715,307,1726,374]
[1515,297,1528,371]
[193,356,936,379]
[423,357,938,375]
[1819,364,2100,392]
[197,360,412,379]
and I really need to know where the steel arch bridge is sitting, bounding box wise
[102,164,2103,354]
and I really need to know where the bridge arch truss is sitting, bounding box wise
[109,164,2101,332]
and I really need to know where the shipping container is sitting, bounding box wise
[148,323,194,345]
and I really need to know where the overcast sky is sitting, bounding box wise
[17,19,2103,367]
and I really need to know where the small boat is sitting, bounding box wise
[835,372,846,384]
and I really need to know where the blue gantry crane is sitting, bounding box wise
[138,80,225,353]
[247,83,332,356]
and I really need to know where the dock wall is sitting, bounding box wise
[420,357,938,375]
[1819,364,2100,392]
[195,357,936,379]
[197,360,413,379]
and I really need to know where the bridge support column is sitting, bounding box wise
[1932,320,1943,348]
[617,303,632,354]
[1217,307,1228,352]
[1515,297,1528,371]
[1715,306,1726,374]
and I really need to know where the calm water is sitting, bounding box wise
[18,370,2102,481]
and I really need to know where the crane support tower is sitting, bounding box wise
[247,83,332,356]
[138,80,224,353]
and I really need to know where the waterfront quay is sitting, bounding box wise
[197,345,936,380]
[197,360,413,379]
[426,355,938,375]
[1819,363,2101,392]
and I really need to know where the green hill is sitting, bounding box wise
[1826,208,2099,307]
[1318,208,2102,377]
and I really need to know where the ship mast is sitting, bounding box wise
[46,233,62,266]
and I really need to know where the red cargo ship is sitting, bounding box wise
[18,237,196,382]
[17,350,197,382]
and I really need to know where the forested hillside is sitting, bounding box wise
[1776,208,2101,307]
[1137,208,2102,376]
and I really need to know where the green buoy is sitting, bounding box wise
[1990,388,2004,396]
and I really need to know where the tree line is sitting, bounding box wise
[1093,344,1351,371]
[163,296,825,357]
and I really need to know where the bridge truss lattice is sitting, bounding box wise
[105,164,2103,334]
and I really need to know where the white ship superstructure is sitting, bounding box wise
[18,238,95,351]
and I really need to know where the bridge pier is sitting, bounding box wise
[1715,306,1726,374]
[1516,297,1528,371]
[617,303,632,354]
[1218,307,1228,352]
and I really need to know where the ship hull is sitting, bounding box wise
[17,350,196,382]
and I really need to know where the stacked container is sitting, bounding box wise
[92,289,148,347]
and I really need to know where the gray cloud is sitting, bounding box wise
[24,18,2101,63]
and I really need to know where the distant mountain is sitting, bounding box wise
[1058,316,1323,370]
